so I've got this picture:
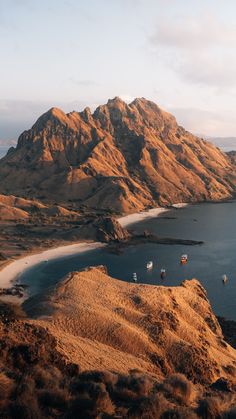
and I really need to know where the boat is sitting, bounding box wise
[133,272,138,282]
[180,254,188,264]
[222,274,228,284]
[146,261,153,270]
[160,268,166,279]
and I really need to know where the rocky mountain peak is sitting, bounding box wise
[107,96,127,108]
[0,98,236,212]
[79,106,93,123]
[41,106,66,122]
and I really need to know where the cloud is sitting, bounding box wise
[150,16,236,50]
[149,15,236,87]
[170,106,236,137]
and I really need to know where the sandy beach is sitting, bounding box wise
[0,205,187,292]
[118,204,190,228]
[118,207,168,228]
[0,241,106,290]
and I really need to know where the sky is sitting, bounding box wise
[1,0,236,144]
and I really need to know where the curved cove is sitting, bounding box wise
[19,201,236,320]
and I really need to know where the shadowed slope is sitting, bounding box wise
[0,193,78,221]
[0,98,235,212]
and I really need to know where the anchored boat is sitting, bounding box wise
[222,274,228,284]
[160,268,166,279]
[180,254,188,264]
[146,261,153,270]
[133,273,137,282]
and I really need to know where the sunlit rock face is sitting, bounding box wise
[0,97,235,213]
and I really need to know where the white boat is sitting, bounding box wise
[133,273,138,282]
[160,268,166,279]
[180,254,188,264]
[146,261,153,270]
[222,274,228,284]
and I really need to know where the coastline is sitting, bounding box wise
[0,204,187,296]
[118,207,169,228]
[0,241,106,292]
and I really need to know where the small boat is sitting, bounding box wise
[146,261,153,270]
[180,254,188,264]
[222,274,228,284]
[133,274,138,282]
[160,268,166,279]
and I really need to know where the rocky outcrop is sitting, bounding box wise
[78,216,130,242]
[0,98,235,213]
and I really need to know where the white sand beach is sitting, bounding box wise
[0,204,188,291]
[118,207,168,228]
[0,242,105,290]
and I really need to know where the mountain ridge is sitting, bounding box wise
[0,97,235,213]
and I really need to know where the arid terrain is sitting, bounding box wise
[0,192,126,271]
[0,268,236,418]
[25,266,236,383]
[0,98,236,212]
[1,99,236,418]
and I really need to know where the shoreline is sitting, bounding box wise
[0,204,188,296]
[118,207,169,228]
[0,241,106,293]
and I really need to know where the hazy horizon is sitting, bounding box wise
[1,0,236,142]
[1,98,236,156]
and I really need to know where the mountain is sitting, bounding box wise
[0,97,235,213]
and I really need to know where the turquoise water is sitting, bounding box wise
[20,201,236,320]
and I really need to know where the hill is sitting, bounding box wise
[0,193,78,221]
[25,266,236,385]
[0,98,235,213]
[0,268,235,417]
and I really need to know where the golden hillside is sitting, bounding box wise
[1,98,235,213]
[0,193,78,221]
[25,266,236,386]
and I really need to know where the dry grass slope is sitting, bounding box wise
[1,300,236,418]
[25,266,236,386]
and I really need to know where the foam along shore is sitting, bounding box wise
[118,207,169,228]
[0,242,106,290]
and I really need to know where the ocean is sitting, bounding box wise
[19,201,236,320]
